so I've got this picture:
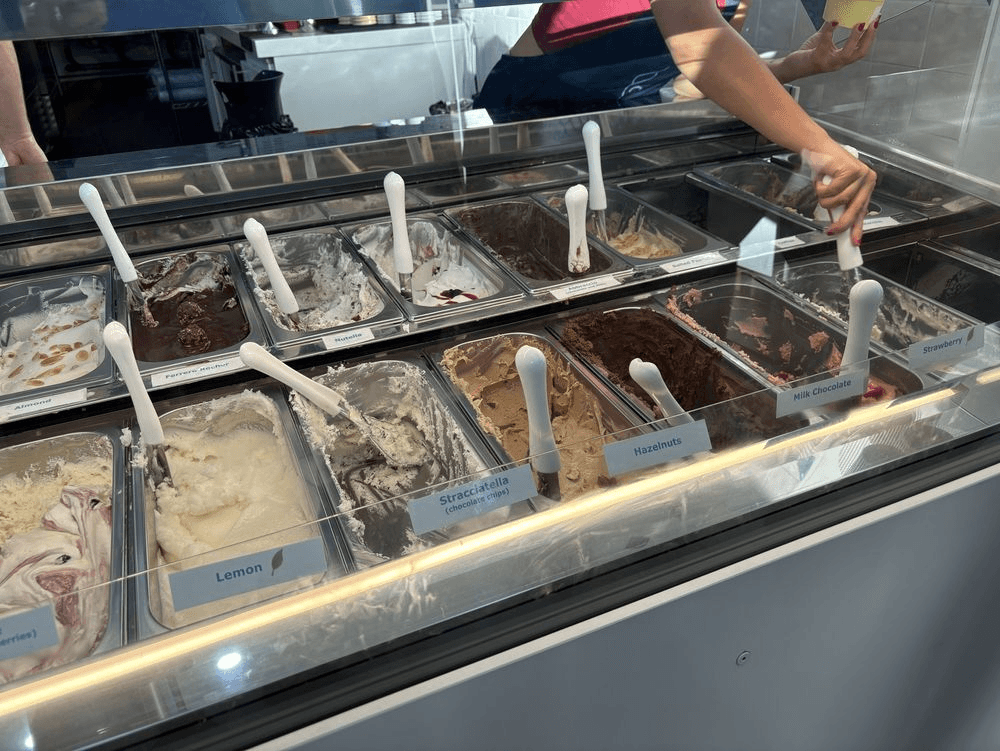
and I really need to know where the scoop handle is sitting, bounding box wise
[629,358,693,426]
[819,145,863,271]
[243,218,299,315]
[239,343,346,418]
[79,182,138,283]
[582,120,607,212]
[565,184,590,273]
[103,322,164,445]
[384,171,414,275]
[842,279,883,370]
[515,345,560,474]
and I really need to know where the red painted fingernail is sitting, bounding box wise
[857,23,865,31]
[826,229,836,236]
[831,21,838,27]
[874,16,881,28]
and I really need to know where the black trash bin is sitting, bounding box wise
[214,70,296,139]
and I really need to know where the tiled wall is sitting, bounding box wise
[743,0,996,171]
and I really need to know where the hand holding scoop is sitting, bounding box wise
[841,278,883,372]
[243,218,301,328]
[239,343,423,466]
[582,120,608,242]
[815,145,864,271]
[565,184,591,274]
[628,358,693,427]
[79,182,150,320]
[515,345,561,501]
[384,171,414,300]
[103,322,173,487]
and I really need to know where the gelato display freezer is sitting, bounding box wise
[1,103,1000,751]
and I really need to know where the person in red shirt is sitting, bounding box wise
[474,0,879,245]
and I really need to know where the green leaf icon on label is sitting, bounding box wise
[271,549,284,576]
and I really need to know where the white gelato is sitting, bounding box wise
[350,220,501,308]
[240,232,383,331]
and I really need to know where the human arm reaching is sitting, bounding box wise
[0,40,47,167]
[652,0,875,244]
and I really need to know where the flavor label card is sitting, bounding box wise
[773,236,806,249]
[863,216,900,230]
[775,371,867,417]
[604,421,712,477]
[907,326,984,369]
[168,537,327,612]
[408,465,536,536]
[151,356,243,388]
[549,276,621,301]
[0,388,88,422]
[660,251,727,274]
[322,327,375,352]
[0,604,59,662]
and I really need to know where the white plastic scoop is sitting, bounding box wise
[0,191,14,224]
[239,343,423,466]
[212,163,232,192]
[102,322,173,487]
[818,145,864,271]
[183,184,203,197]
[565,184,591,274]
[582,120,608,242]
[841,278,883,372]
[304,151,318,180]
[515,345,561,501]
[628,358,693,427]
[100,177,125,208]
[243,218,301,328]
[79,182,149,317]
[383,171,414,300]
[32,186,52,216]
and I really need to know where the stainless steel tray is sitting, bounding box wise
[0,426,126,682]
[233,226,405,357]
[342,214,527,321]
[427,329,646,501]
[0,235,108,273]
[693,160,925,230]
[765,258,978,353]
[443,198,632,293]
[124,246,267,386]
[617,171,815,248]
[414,174,507,204]
[218,202,328,237]
[538,186,730,269]
[130,386,345,636]
[935,221,1000,269]
[659,275,926,403]
[0,264,117,419]
[547,303,810,449]
[287,357,520,569]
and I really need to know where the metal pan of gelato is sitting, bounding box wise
[445,198,631,293]
[619,172,814,248]
[344,214,525,318]
[320,189,425,222]
[692,160,924,230]
[865,243,1000,325]
[235,227,403,352]
[414,175,506,203]
[290,359,517,567]
[434,331,640,501]
[769,151,980,218]
[767,258,977,353]
[551,305,808,448]
[126,248,265,381]
[0,426,124,685]
[132,388,339,633]
[117,218,222,253]
[220,203,327,236]
[495,163,583,190]
[540,187,730,267]
[664,276,925,403]
[0,235,107,272]
[1,266,114,414]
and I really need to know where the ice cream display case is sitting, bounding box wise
[3,105,1000,749]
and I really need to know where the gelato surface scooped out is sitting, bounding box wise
[129,251,250,362]
[292,360,495,563]
[440,333,634,500]
[1,275,106,396]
